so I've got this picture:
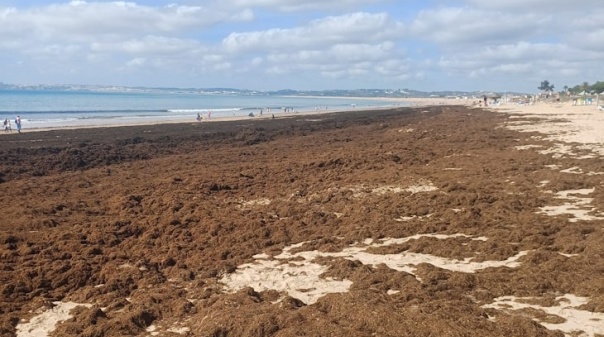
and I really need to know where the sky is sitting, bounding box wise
[0,0,603,93]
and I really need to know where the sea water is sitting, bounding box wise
[0,89,403,130]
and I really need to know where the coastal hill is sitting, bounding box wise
[0,82,524,98]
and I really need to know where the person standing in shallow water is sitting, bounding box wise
[4,118,12,132]
[15,116,22,133]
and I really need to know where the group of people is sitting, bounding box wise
[196,111,212,122]
[3,116,22,133]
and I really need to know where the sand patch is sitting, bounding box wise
[484,295,604,337]
[539,188,604,222]
[495,104,604,157]
[559,166,583,174]
[221,234,526,305]
[394,214,433,222]
[538,143,577,158]
[146,323,190,336]
[544,166,604,176]
[238,198,271,208]
[16,302,92,337]
[515,145,544,150]
[348,182,438,197]
[287,182,440,202]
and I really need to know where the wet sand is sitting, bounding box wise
[1,104,603,337]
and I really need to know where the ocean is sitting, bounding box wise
[0,89,404,130]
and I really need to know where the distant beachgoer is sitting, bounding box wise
[248,112,255,117]
[271,114,275,119]
[5,119,12,132]
[3,118,7,132]
[15,116,22,133]
[483,95,487,106]
[196,113,202,122]
[207,111,211,120]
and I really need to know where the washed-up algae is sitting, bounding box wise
[1,106,602,337]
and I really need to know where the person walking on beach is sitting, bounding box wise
[15,116,22,133]
[4,118,12,132]
[196,113,202,122]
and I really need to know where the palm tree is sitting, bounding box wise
[538,80,554,92]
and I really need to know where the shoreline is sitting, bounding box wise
[0,97,472,136]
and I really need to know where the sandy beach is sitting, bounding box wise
[1,102,603,337]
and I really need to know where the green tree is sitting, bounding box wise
[573,85,582,95]
[538,80,554,92]
[590,81,604,94]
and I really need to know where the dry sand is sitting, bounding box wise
[492,101,604,157]
[1,102,603,337]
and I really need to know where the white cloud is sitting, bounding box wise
[435,40,604,91]
[222,12,404,53]
[126,57,147,68]
[410,7,549,47]
[0,2,253,43]
[1,0,603,91]
[254,41,409,82]
[572,30,604,51]
[220,0,386,12]
[464,0,603,11]
[564,20,604,52]
[437,42,554,72]
[91,36,202,56]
